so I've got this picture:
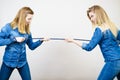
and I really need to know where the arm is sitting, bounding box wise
[65,38,83,47]
[65,27,102,51]
[26,34,43,50]
[0,25,16,46]
[81,28,102,51]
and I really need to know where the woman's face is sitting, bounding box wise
[89,11,96,24]
[26,14,33,25]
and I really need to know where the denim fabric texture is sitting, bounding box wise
[82,27,120,80]
[0,62,31,80]
[97,60,120,80]
[82,27,120,62]
[0,23,43,68]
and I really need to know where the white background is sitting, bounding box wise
[0,0,120,80]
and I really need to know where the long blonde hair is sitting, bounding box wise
[87,5,117,37]
[11,7,34,34]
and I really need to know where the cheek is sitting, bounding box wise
[26,18,31,23]
[90,18,94,22]
[26,20,30,25]
[26,18,28,22]
[91,17,96,23]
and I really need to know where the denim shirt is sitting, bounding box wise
[82,27,120,62]
[0,23,43,68]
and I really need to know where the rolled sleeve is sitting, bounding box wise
[82,43,87,49]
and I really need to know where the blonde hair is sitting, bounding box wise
[11,7,34,34]
[87,5,118,37]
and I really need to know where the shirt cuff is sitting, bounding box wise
[82,43,87,49]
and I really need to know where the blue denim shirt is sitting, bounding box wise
[0,23,43,68]
[82,27,120,62]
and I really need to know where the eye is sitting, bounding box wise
[90,15,93,18]
[28,18,32,20]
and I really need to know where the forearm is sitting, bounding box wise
[27,39,43,50]
[72,40,82,47]
[0,37,16,46]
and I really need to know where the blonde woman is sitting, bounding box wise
[65,5,120,80]
[0,7,48,80]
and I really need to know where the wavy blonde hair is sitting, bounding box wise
[11,7,34,34]
[87,5,117,37]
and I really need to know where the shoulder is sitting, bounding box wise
[91,27,103,39]
[0,23,13,37]
[92,27,103,37]
[28,32,32,37]
[93,27,102,33]
[94,26,109,33]
[1,23,12,31]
